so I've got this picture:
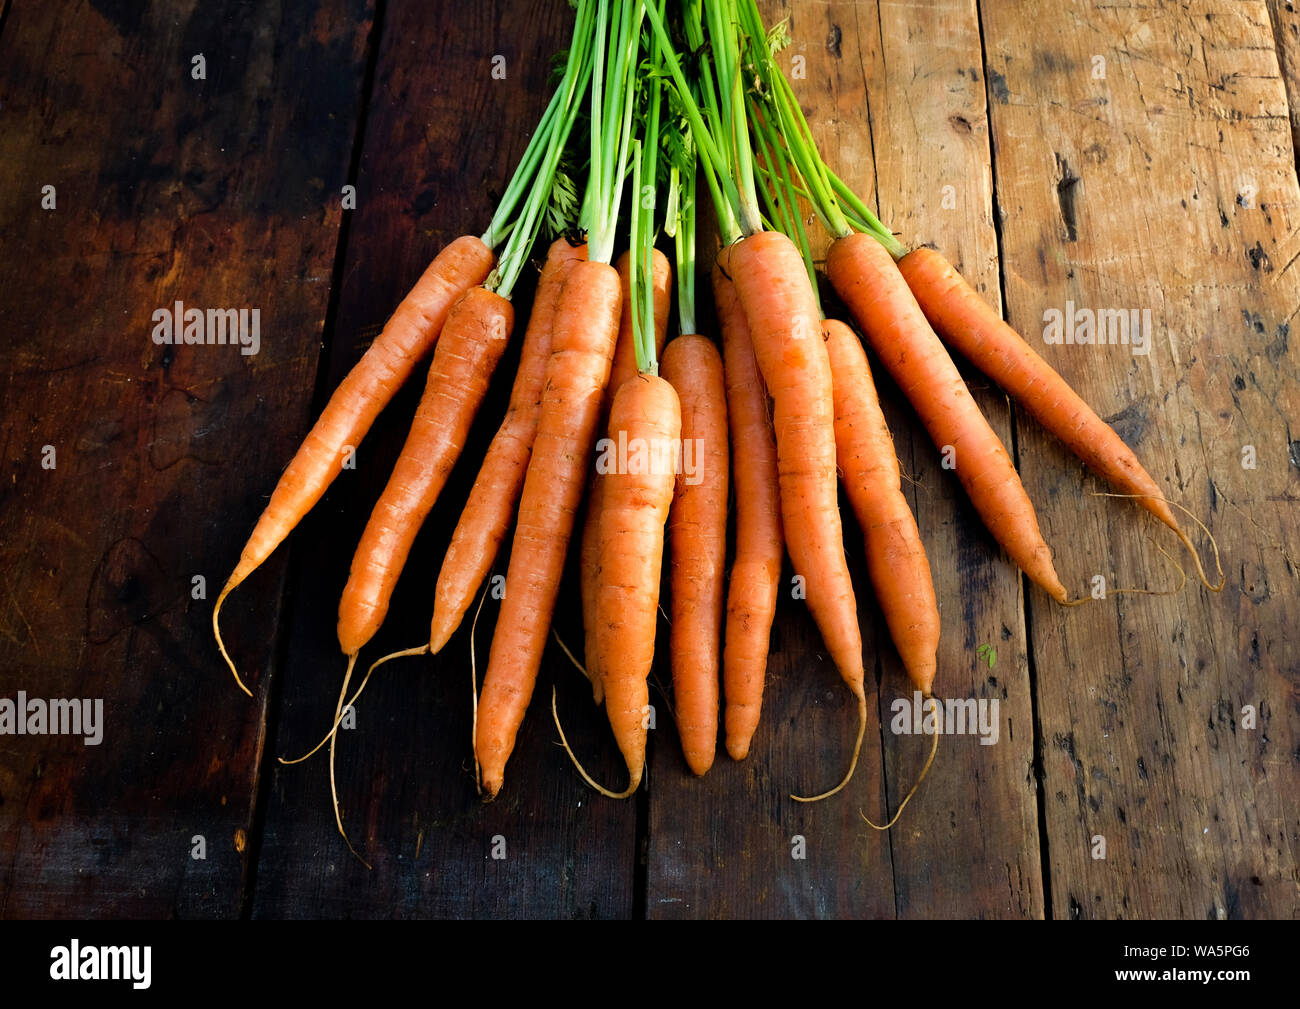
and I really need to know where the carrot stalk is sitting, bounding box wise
[475,260,623,798]
[724,234,868,800]
[591,374,682,793]
[897,247,1224,591]
[579,249,671,702]
[336,287,514,659]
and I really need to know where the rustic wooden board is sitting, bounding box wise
[980,0,1300,918]
[1268,0,1300,162]
[846,0,1046,920]
[0,0,373,916]
[643,1,896,921]
[2,0,1295,921]
[643,0,1042,919]
[248,0,638,919]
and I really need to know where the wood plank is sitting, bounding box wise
[1266,0,1300,164]
[644,1,894,921]
[0,1,373,916]
[644,0,1042,919]
[849,0,1045,920]
[248,0,638,919]
[980,0,1300,918]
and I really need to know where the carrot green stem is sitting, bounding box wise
[670,149,697,335]
[481,86,564,252]
[749,97,820,316]
[584,0,642,266]
[734,0,908,260]
[632,0,665,376]
[681,0,738,244]
[825,165,907,258]
[487,0,596,298]
[642,0,758,238]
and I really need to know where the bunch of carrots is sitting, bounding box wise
[214,0,1220,853]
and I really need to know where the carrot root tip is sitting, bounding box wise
[327,653,371,869]
[551,628,602,705]
[550,687,640,799]
[277,645,416,766]
[862,701,940,830]
[790,691,867,803]
[1060,537,1188,606]
[1090,491,1225,592]
[213,581,253,698]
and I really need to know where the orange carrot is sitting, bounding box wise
[579,248,671,702]
[661,335,729,775]
[896,247,1219,587]
[475,259,622,799]
[713,263,783,762]
[594,374,682,792]
[429,238,587,653]
[723,232,867,799]
[898,247,1174,523]
[824,319,938,696]
[337,286,514,657]
[827,232,1068,602]
[214,235,494,693]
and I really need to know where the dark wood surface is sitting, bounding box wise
[0,0,1295,919]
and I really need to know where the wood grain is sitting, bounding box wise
[850,0,1045,920]
[643,0,1042,919]
[0,0,373,917]
[0,0,1295,921]
[247,0,638,919]
[980,0,1300,918]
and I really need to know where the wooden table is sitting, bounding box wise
[0,0,1295,919]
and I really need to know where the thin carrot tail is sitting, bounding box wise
[551,628,603,705]
[863,700,940,830]
[466,583,494,799]
[213,580,252,697]
[277,646,424,766]
[1090,491,1225,592]
[550,687,641,798]
[791,689,867,803]
[1058,537,1187,606]
[326,652,371,869]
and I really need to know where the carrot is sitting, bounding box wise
[214,235,494,693]
[336,285,514,658]
[823,319,939,696]
[660,335,728,775]
[827,232,1069,602]
[281,279,509,866]
[592,374,682,793]
[642,7,868,792]
[723,232,867,799]
[429,237,587,654]
[475,259,622,799]
[712,264,782,762]
[579,248,671,703]
[897,247,1220,588]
